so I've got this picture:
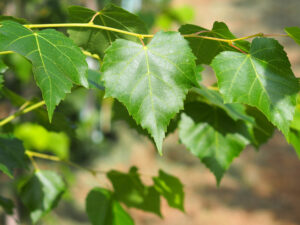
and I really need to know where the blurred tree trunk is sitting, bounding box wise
[15,0,27,18]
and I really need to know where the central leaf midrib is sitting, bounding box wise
[34,33,52,112]
[144,47,156,122]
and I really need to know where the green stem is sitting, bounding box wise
[23,23,289,43]
[25,150,104,176]
[0,51,14,55]
[0,100,45,127]
[24,23,151,39]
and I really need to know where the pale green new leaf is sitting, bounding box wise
[102,31,196,153]
[179,102,249,184]
[67,4,148,58]
[212,37,299,136]
[19,170,66,224]
[0,21,88,120]
[86,188,134,225]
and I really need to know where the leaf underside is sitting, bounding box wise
[19,170,66,224]
[179,102,249,184]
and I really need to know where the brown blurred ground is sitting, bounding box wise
[105,1,300,225]
[11,1,299,225]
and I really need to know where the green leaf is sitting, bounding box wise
[67,4,148,58]
[285,27,300,46]
[86,188,134,225]
[4,53,32,83]
[289,104,300,158]
[102,31,196,153]
[288,129,300,158]
[19,170,66,224]
[107,167,161,216]
[0,15,28,24]
[0,135,27,178]
[0,59,7,90]
[211,37,299,137]
[112,100,179,140]
[179,102,249,184]
[153,170,184,211]
[0,196,14,214]
[245,106,275,148]
[192,86,254,123]
[14,123,70,159]
[0,21,88,120]
[189,87,274,148]
[179,22,250,64]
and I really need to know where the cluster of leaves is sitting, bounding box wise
[0,135,184,224]
[1,3,300,224]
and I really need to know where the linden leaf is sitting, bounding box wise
[179,21,250,64]
[86,188,134,225]
[67,4,148,58]
[0,21,88,120]
[212,38,299,136]
[102,31,196,153]
[19,170,66,224]
[179,102,249,184]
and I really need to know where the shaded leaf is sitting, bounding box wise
[0,15,28,24]
[0,196,14,214]
[0,21,88,120]
[0,134,27,178]
[289,128,300,158]
[192,86,254,122]
[67,4,148,58]
[102,31,196,153]
[179,102,249,184]
[245,106,275,148]
[212,37,299,136]
[179,22,250,64]
[153,170,184,211]
[190,87,274,148]
[19,170,66,224]
[86,187,134,225]
[0,59,8,90]
[107,167,161,216]
[1,87,75,136]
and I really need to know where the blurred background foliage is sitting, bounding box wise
[1,0,300,225]
[0,0,196,224]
